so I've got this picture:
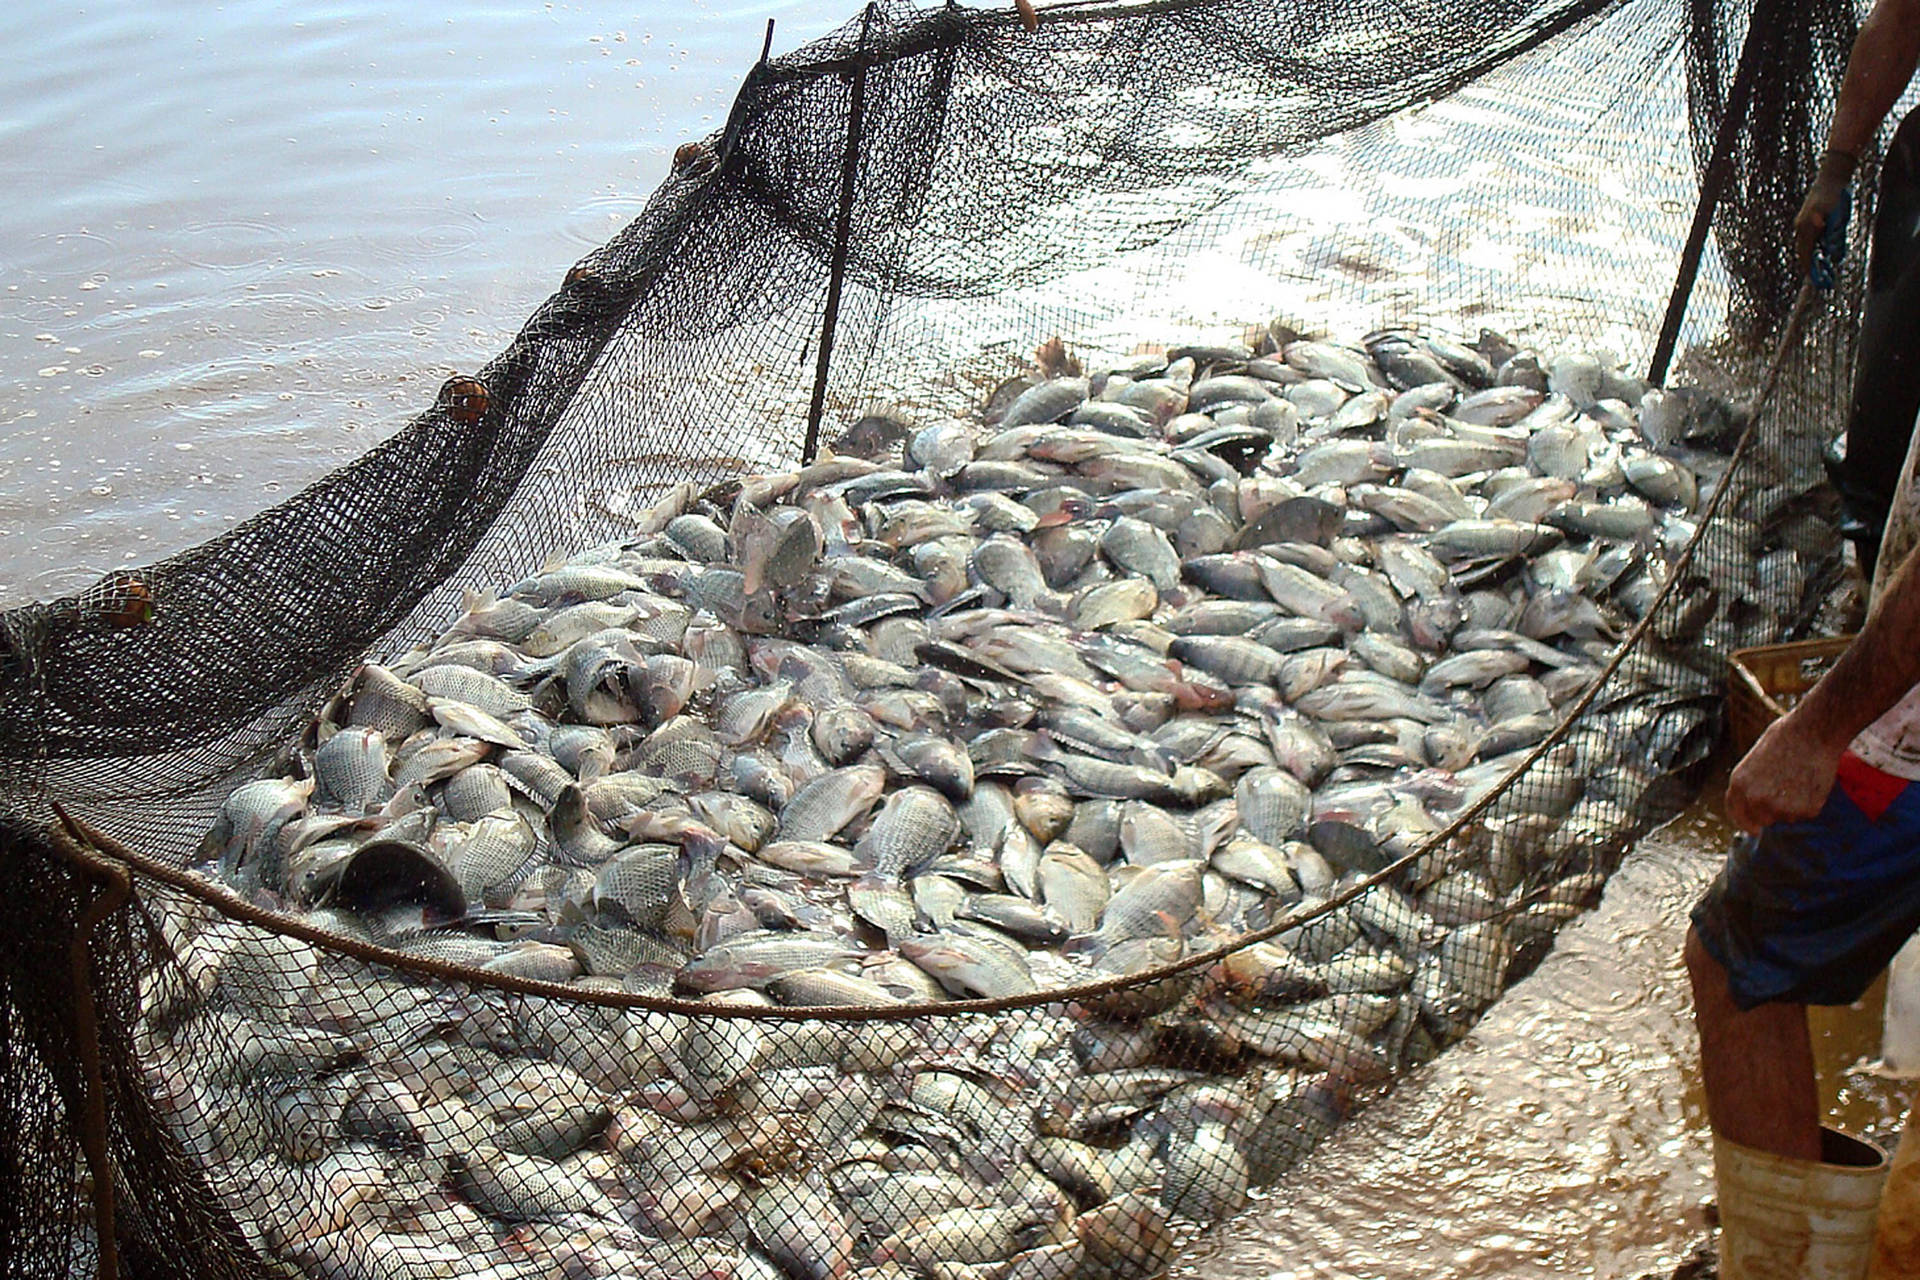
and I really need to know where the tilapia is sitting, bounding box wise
[181,325,1782,1269]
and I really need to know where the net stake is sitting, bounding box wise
[46,807,131,1280]
[802,4,878,464]
[1646,0,1772,385]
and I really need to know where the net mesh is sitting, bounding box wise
[0,0,1878,1274]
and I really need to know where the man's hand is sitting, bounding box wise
[1795,149,1858,279]
[1722,544,1920,836]
[1725,712,1845,834]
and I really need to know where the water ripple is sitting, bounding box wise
[169,217,294,273]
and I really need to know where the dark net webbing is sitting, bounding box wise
[0,0,1879,1275]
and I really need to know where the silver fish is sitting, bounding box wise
[1425,518,1561,561]
[755,840,869,878]
[1074,577,1159,630]
[1118,801,1197,866]
[507,563,648,608]
[1092,859,1204,948]
[1037,844,1111,934]
[677,931,865,994]
[454,1145,620,1221]
[1100,517,1182,592]
[894,732,976,801]
[1255,558,1364,630]
[312,728,391,813]
[1167,635,1286,686]
[1162,1122,1250,1221]
[445,811,539,903]
[1235,768,1310,845]
[518,599,643,659]
[775,763,887,843]
[591,843,683,928]
[204,777,313,886]
[899,932,1036,999]
[856,785,960,877]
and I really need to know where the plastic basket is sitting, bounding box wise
[1726,636,1855,757]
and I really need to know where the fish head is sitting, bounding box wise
[639,654,697,724]
[769,702,815,738]
[894,937,952,964]
[677,822,729,869]
[1034,495,1095,529]
[733,589,783,636]
[676,950,763,994]
[1166,665,1234,713]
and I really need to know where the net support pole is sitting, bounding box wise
[45,821,131,1280]
[803,6,876,464]
[1646,0,1769,386]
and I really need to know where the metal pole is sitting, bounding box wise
[1646,0,1771,386]
[803,6,877,464]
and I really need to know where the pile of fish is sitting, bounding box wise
[148,325,1806,1279]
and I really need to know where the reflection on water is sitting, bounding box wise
[6,0,1713,607]
[1175,778,1918,1279]
[873,0,1707,496]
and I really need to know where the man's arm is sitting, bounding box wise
[1831,0,1920,160]
[1794,0,1920,270]
[1725,543,1920,832]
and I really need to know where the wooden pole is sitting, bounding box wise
[1646,0,1771,386]
[803,5,878,463]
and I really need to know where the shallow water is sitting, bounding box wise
[1175,776,1919,1279]
[0,0,851,603]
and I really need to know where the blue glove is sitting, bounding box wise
[1810,188,1852,292]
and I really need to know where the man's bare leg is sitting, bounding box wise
[1685,926,1822,1161]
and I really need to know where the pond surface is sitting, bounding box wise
[2,0,1705,606]
[0,0,852,602]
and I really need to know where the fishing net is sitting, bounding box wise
[0,0,1875,1273]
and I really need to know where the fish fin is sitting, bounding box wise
[1060,933,1105,961]
[577,744,612,787]
[506,656,561,686]
[1023,732,1062,764]
[1035,589,1074,622]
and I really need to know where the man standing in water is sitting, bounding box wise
[1685,3,1920,1272]
[1687,533,1920,1271]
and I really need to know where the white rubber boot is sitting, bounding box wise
[1715,1127,1889,1280]
[1870,1117,1920,1279]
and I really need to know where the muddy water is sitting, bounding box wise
[1176,777,1919,1279]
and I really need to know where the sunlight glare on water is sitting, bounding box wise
[1174,779,1918,1279]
